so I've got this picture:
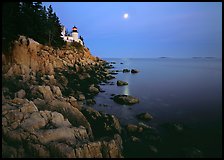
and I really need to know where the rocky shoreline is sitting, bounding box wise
[2,36,148,158]
[2,36,204,158]
[2,36,124,158]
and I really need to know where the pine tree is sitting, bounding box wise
[2,2,65,52]
[2,2,21,52]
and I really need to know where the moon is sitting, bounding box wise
[123,13,129,19]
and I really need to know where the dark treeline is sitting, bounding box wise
[2,2,65,52]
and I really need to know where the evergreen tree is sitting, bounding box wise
[2,2,65,52]
[2,2,21,52]
[79,36,85,46]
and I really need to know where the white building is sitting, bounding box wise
[61,25,83,45]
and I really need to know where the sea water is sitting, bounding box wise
[92,58,222,157]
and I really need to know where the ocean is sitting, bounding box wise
[92,58,222,157]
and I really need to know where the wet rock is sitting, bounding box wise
[117,80,128,86]
[123,69,130,73]
[89,85,99,94]
[137,112,153,121]
[81,107,121,138]
[131,69,139,73]
[113,95,139,105]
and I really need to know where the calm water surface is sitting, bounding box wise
[92,58,222,157]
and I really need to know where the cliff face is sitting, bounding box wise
[2,36,97,80]
[2,36,123,158]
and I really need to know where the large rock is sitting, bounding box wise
[37,85,54,101]
[20,112,47,132]
[113,95,139,105]
[81,107,121,139]
[2,100,93,158]
[36,127,88,145]
[117,80,128,86]
[47,134,123,158]
[40,99,93,138]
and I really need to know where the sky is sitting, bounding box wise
[43,2,222,58]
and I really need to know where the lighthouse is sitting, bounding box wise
[72,26,78,42]
[61,25,84,45]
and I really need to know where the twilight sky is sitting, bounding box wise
[43,2,222,58]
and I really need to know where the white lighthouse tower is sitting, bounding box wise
[72,26,78,42]
[61,25,84,45]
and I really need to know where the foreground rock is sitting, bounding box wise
[117,80,128,86]
[113,95,139,105]
[2,96,123,158]
[81,107,122,139]
[137,112,153,121]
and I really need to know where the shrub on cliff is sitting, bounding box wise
[70,41,84,53]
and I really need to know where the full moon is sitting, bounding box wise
[123,13,129,19]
